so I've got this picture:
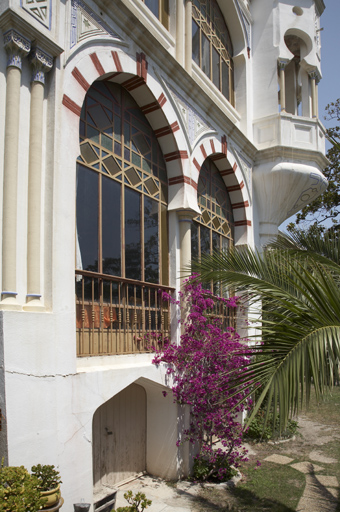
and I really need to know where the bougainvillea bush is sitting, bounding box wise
[152,276,251,482]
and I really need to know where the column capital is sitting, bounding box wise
[3,29,31,70]
[308,68,322,83]
[278,57,289,70]
[29,46,53,84]
[177,209,197,223]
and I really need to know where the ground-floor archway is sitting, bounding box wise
[93,383,146,490]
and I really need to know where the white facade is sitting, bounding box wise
[0,0,327,510]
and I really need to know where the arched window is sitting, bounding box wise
[76,81,170,356]
[192,0,234,104]
[191,158,234,295]
[142,0,169,29]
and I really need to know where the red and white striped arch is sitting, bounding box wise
[190,135,251,245]
[62,45,190,187]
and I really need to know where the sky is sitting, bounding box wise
[279,0,340,231]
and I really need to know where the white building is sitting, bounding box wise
[0,0,328,509]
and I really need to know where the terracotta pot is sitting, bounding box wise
[41,484,61,509]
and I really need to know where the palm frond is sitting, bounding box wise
[191,233,340,431]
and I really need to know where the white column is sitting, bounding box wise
[25,48,53,310]
[309,71,318,118]
[184,0,192,74]
[178,210,195,278]
[278,59,288,113]
[176,0,185,66]
[1,30,30,308]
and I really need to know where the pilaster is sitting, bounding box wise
[25,47,53,311]
[1,29,30,309]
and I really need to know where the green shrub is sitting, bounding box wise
[245,411,299,441]
[116,491,152,512]
[31,464,62,491]
[193,452,238,482]
[0,465,46,512]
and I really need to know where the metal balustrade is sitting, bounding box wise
[75,270,174,356]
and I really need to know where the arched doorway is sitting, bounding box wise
[93,383,146,491]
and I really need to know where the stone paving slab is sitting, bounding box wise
[264,454,294,465]
[290,461,324,474]
[309,450,337,464]
[315,475,338,487]
[326,488,338,499]
[296,474,338,512]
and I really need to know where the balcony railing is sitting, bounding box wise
[75,270,174,357]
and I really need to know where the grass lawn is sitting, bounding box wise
[192,386,340,512]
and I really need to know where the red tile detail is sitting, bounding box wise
[158,93,167,107]
[210,153,226,161]
[227,181,244,193]
[141,101,160,114]
[137,52,148,81]
[233,162,237,172]
[235,220,252,227]
[72,67,90,91]
[221,135,228,156]
[169,176,197,190]
[90,53,105,76]
[232,201,249,209]
[200,143,207,159]
[220,168,234,176]
[122,75,145,91]
[111,51,123,72]
[171,121,180,133]
[62,95,81,116]
[210,139,216,153]
[104,72,122,81]
[193,158,201,171]
[154,122,180,138]
[164,150,188,162]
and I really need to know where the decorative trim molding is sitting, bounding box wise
[3,29,31,69]
[29,46,53,83]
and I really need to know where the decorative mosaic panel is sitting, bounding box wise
[71,0,121,48]
[167,85,214,147]
[21,0,51,29]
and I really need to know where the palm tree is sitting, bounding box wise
[191,230,340,431]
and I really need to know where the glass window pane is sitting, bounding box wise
[144,197,159,283]
[212,47,220,89]
[125,187,141,280]
[200,225,210,256]
[102,176,121,276]
[201,33,210,77]
[191,222,199,262]
[76,165,98,272]
[192,20,200,66]
[145,0,159,19]
[222,61,230,100]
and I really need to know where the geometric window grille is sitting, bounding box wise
[192,158,234,294]
[77,80,168,285]
[192,0,234,105]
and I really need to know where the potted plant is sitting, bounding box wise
[0,465,45,512]
[31,464,62,509]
